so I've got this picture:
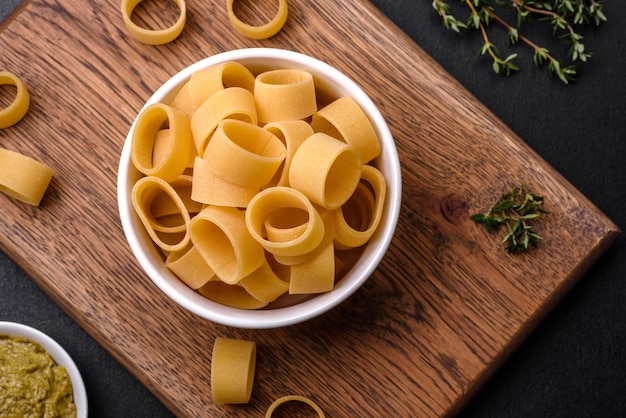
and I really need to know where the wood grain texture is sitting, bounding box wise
[0,1,619,417]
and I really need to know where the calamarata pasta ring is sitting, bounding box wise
[131,176,192,252]
[288,132,362,211]
[121,0,186,45]
[190,205,265,284]
[263,120,314,188]
[131,103,192,182]
[0,71,30,129]
[188,61,255,108]
[211,337,257,404]
[0,148,53,206]
[311,96,382,164]
[245,187,325,258]
[333,165,387,250]
[254,69,317,123]
[265,395,326,417]
[190,156,259,207]
[226,0,288,40]
[190,87,257,157]
[203,119,286,187]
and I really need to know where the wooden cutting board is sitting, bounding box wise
[0,0,619,416]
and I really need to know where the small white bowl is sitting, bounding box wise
[0,321,88,417]
[117,48,402,329]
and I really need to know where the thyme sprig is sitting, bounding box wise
[431,0,607,83]
[471,182,549,253]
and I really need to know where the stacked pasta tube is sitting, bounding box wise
[130,61,386,309]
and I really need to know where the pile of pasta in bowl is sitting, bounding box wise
[117,48,401,328]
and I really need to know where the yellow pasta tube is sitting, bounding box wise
[131,103,192,182]
[0,148,53,206]
[150,175,201,219]
[239,260,289,303]
[226,0,288,40]
[254,69,317,123]
[265,395,326,418]
[198,281,268,309]
[188,61,255,108]
[289,239,335,294]
[245,187,325,258]
[190,205,265,284]
[311,96,381,164]
[120,0,186,45]
[191,156,259,207]
[334,165,387,249]
[288,132,362,210]
[169,81,197,118]
[272,206,334,266]
[332,183,372,248]
[151,129,171,167]
[190,87,257,156]
[132,176,191,252]
[153,214,189,234]
[0,71,30,129]
[153,129,196,169]
[263,207,309,244]
[204,119,286,187]
[211,337,257,404]
[166,244,216,289]
[263,120,314,188]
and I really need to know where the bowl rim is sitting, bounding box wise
[0,321,88,417]
[117,48,402,329]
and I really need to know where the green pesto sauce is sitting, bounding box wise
[0,334,76,418]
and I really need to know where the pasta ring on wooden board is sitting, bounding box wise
[211,337,257,404]
[226,0,288,40]
[265,395,326,418]
[120,0,186,45]
[0,148,53,206]
[0,71,30,129]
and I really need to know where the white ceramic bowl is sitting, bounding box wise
[0,321,88,417]
[117,48,402,329]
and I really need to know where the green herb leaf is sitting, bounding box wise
[470,181,549,253]
[431,0,606,82]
